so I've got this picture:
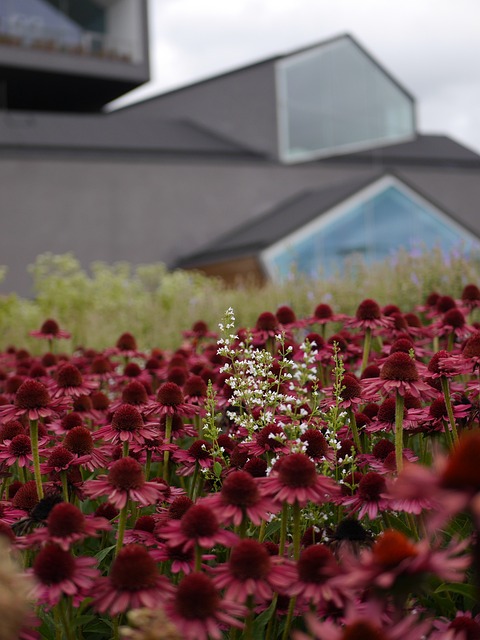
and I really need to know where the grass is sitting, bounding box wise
[1,247,479,352]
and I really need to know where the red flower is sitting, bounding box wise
[84,457,167,509]
[260,453,339,507]
[29,543,99,608]
[92,544,172,615]
[164,572,246,640]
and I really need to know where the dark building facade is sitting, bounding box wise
[1,20,479,294]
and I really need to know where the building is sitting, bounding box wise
[1,11,479,294]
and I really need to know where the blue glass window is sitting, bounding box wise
[262,179,480,279]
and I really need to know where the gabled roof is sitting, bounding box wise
[175,171,385,268]
[328,134,480,167]
[117,33,414,114]
[0,111,264,157]
[176,162,480,271]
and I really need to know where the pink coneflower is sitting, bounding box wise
[29,543,99,608]
[109,380,152,413]
[173,438,215,477]
[156,413,197,440]
[251,311,280,347]
[0,419,25,443]
[108,332,144,359]
[47,411,85,436]
[94,403,158,447]
[341,471,391,519]
[39,445,78,477]
[182,319,218,342]
[345,298,394,331]
[62,426,109,471]
[30,319,70,341]
[459,283,480,310]
[92,544,172,615]
[284,543,348,608]
[322,373,365,412]
[25,501,111,550]
[144,382,199,418]
[183,374,208,407]
[300,429,332,462]
[204,470,279,526]
[348,529,469,593]
[151,541,200,574]
[444,332,480,377]
[211,538,291,603]
[244,423,290,457]
[49,363,98,398]
[307,302,346,327]
[123,515,158,547]
[260,453,339,507]
[84,456,167,509]
[275,305,306,330]
[160,502,238,552]
[433,610,480,640]
[431,308,474,344]
[164,572,246,640]
[88,354,115,381]
[0,433,34,467]
[0,379,71,422]
[387,460,446,518]
[362,352,437,400]
[296,602,431,640]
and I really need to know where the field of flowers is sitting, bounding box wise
[1,275,480,640]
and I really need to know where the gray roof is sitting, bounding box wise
[175,171,384,267]
[119,33,415,114]
[331,134,480,167]
[0,110,263,157]
[175,157,480,269]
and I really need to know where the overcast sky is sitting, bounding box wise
[112,0,480,154]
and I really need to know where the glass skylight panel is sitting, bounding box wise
[276,38,416,163]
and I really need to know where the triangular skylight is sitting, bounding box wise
[276,36,416,163]
[261,175,480,279]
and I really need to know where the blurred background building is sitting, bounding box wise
[1,1,479,294]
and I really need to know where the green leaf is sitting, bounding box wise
[253,597,277,640]
[95,544,115,563]
[435,582,478,603]
[213,461,223,477]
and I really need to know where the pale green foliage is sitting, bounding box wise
[0,247,479,352]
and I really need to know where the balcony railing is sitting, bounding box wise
[0,14,133,63]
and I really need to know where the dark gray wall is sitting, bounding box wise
[121,61,280,157]
[0,150,375,295]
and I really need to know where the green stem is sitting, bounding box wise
[292,501,301,561]
[244,595,254,640]
[441,377,459,444]
[162,414,173,482]
[189,462,200,501]
[279,502,289,556]
[29,419,44,499]
[264,594,278,640]
[395,391,405,473]
[57,598,75,640]
[122,440,129,457]
[361,327,372,372]
[347,407,362,454]
[281,595,297,640]
[60,471,69,503]
[115,500,129,556]
[145,449,152,481]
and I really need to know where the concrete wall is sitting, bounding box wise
[122,61,280,157]
[0,150,375,295]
